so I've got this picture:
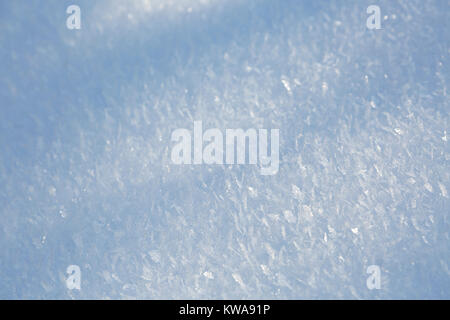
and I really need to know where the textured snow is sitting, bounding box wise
[0,0,449,299]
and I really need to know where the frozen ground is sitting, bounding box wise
[0,0,449,299]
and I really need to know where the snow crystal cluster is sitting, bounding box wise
[0,0,448,299]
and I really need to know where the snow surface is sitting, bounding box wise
[0,0,449,299]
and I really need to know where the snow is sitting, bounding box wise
[0,0,449,299]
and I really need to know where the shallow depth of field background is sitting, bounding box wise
[0,0,449,299]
